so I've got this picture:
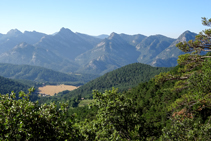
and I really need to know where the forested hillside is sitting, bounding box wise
[63,63,171,98]
[0,75,30,94]
[0,63,99,85]
[0,75,39,101]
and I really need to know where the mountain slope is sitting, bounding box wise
[150,30,197,67]
[75,32,102,47]
[136,34,176,64]
[0,28,199,75]
[0,75,30,94]
[119,33,146,46]
[0,29,46,53]
[35,28,97,60]
[0,63,99,84]
[75,32,141,75]
[0,42,79,73]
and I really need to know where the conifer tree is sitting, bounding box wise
[160,17,211,140]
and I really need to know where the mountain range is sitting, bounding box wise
[0,28,198,75]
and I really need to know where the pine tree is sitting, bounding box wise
[160,17,211,140]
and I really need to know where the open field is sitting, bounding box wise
[38,84,79,96]
[78,99,95,107]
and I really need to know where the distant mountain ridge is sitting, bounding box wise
[0,63,99,84]
[75,32,141,75]
[150,30,197,67]
[0,29,46,54]
[0,28,198,75]
[136,34,176,64]
[34,28,95,60]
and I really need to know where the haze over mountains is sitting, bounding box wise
[0,28,197,75]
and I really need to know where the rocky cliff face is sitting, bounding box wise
[150,30,197,67]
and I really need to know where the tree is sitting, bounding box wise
[0,88,83,140]
[78,88,141,140]
[161,58,211,140]
[160,17,211,140]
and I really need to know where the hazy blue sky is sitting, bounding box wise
[0,0,210,38]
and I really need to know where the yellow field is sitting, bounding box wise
[38,84,79,96]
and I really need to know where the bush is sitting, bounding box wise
[0,87,83,140]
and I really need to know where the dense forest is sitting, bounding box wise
[0,17,211,140]
[0,75,30,94]
[0,75,39,101]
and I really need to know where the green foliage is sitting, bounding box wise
[0,75,35,99]
[79,88,141,140]
[78,99,94,107]
[202,17,211,26]
[0,88,83,140]
[68,106,98,121]
[162,117,211,141]
[160,17,211,140]
[156,56,211,140]
[77,72,181,140]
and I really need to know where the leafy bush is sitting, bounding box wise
[0,88,83,140]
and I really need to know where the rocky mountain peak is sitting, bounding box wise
[108,32,119,40]
[177,30,197,42]
[58,27,74,35]
[6,29,22,36]
[183,30,191,34]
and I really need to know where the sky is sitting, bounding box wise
[0,0,210,38]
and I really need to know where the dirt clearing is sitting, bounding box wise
[38,84,79,96]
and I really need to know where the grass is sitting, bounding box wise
[78,99,95,107]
